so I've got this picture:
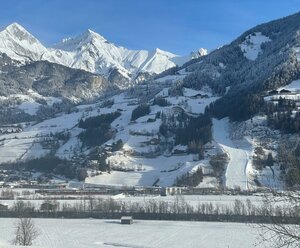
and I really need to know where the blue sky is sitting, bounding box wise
[1,0,300,55]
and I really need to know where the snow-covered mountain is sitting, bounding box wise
[0,22,48,61]
[3,12,300,190]
[53,30,182,77]
[0,23,206,83]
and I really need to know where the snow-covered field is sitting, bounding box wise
[0,218,266,248]
[86,154,201,187]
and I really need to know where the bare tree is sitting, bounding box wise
[258,191,300,248]
[13,218,39,246]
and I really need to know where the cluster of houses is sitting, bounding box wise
[268,89,292,95]
[0,125,22,135]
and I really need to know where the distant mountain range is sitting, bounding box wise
[0,23,207,85]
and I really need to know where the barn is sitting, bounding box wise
[121,216,133,224]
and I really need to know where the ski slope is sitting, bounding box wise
[213,118,251,190]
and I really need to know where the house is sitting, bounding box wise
[0,203,8,211]
[268,90,278,95]
[191,93,203,99]
[280,89,291,94]
[160,187,182,196]
[121,216,133,224]
[201,166,214,175]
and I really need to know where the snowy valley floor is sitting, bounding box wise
[0,218,268,248]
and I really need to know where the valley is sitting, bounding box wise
[0,6,300,248]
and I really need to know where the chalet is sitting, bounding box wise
[191,93,203,99]
[0,203,8,211]
[280,89,291,94]
[121,216,133,224]
[268,90,278,95]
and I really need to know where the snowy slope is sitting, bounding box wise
[213,118,253,190]
[239,32,271,60]
[0,87,219,187]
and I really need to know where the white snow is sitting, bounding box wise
[86,154,200,187]
[0,23,48,62]
[0,87,223,187]
[17,101,41,115]
[213,118,253,190]
[0,109,83,164]
[0,218,266,248]
[239,32,271,60]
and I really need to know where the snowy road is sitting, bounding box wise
[213,118,251,190]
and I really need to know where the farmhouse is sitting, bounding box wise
[121,216,133,224]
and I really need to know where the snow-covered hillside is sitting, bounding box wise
[0,81,284,189]
[0,86,220,188]
[239,32,271,60]
[0,23,206,82]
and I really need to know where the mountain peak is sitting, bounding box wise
[154,48,177,57]
[190,48,208,59]
[2,22,39,44]
[4,22,26,32]
[54,29,108,51]
[83,29,107,42]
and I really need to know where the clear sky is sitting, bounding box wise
[1,0,300,55]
